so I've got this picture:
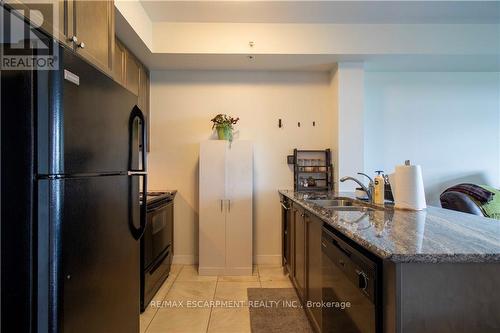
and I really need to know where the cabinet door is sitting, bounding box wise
[306,215,323,331]
[5,0,69,46]
[73,0,114,74]
[199,141,227,274]
[289,206,297,279]
[113,38,126,86]
[225,141,253,275]
[125,50,140,95]
[294,207,306,301]
[282,199,291,270]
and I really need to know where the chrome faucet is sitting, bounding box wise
[340,173,374,203]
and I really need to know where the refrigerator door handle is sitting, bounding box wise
[128,173,148,240]
[128,171,147,176]
[129,105,148,173]
[129,105,148,240]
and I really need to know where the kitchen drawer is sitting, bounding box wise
[143,246,171,308]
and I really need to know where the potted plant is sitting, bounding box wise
[211,114,239,142]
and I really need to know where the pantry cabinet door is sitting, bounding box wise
[199,141,227,275]
[73,0,114,74]
[225,141,253,275]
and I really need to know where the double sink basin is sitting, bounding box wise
[305,197,384,212]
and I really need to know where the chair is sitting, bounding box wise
[439,191,485,216]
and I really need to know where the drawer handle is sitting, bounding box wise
[356,269,369,293]
[332,240,351,258]
[149,250,170,274]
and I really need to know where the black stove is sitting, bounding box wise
[140,191,176,205]
[140,190,176,312]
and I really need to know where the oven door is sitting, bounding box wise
[143,200,173,270]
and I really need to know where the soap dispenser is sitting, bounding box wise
[374,171,385,205]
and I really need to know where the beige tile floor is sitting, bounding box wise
[141,264,294,333]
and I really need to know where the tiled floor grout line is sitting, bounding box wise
[205,275,220,333]
[142,265,291,333]
[144,265,185,333]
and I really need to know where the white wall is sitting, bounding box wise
[364,72,500,206]
[148,71,334,264]
[334,63,366,191]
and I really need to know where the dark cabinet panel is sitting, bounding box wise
[125,51,140,95]
[294,206,306,301]
[281,198,293,273]
[113,38,126,86]
[306,214,323,332]
[5,0,69,47]
[73,0,114,74]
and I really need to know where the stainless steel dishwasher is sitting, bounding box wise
[322,225,378,333]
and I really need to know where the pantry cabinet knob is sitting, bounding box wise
[70,36,78,43]
[78,42,85,49]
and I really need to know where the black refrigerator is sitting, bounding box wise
[1,13,147,333]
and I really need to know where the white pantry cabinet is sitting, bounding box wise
[199,140,253,275]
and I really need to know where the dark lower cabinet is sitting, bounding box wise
[306,214,323,332]
[281,199,323,332]
[293,206,307,301]
[281,198,293,275]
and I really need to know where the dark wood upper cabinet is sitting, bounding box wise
[113,38,126,86]
[4,0,69,46]
[125,52,140,95]
[72,0,114,74]
[6,0,115,74]
[112,38,150,150]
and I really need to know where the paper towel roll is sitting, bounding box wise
[394,164,426,210]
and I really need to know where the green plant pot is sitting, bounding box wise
[216,126,233,141]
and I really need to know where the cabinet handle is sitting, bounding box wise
[220,200,223,212]
[356,270,369,292]
[77,42,86,49]
[228,199,231,212]
[70,36,78,43]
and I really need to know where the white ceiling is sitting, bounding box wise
[140,0,500,24]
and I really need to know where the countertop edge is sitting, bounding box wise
[278,190,500,264]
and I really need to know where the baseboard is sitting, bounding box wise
[199,266,253,276]
[253,255,282,265]
[198,267,223,276]
[173,254,281,266]
[172,254,198,265]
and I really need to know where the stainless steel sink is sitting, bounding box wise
[330,206,374,212]
[306,198,362,207]
[306,197,384,211]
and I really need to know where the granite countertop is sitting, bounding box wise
[279,190,500,263]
